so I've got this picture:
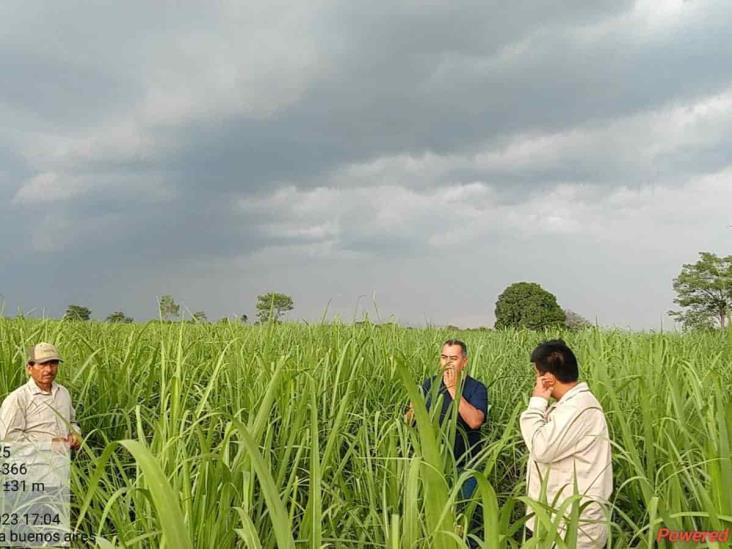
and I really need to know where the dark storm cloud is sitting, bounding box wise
[153,0,732,197]
[2,0,732,325]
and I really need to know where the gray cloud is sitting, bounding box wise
[95,0,727,238]
[2,0,732,326]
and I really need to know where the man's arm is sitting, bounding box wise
[444,375,486,429]
[454,397,485,429]
[70,398,80,435]
[66,393,81,450]
[404,402,415,425]
[519,397,601,464]
[0,393,28,442]
[405,379,431,425]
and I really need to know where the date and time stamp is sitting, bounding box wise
[0,442,92,547]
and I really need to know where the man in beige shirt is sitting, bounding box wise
[0,343,81,449]
[520,340,612,548]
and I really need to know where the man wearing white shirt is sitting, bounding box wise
[0,342,81,449]
[0,342,79,542]
[520,340,613,548]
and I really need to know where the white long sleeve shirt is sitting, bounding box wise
[520,382,612,546]
[0,378,80,442]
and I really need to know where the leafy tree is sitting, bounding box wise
[670,308,716,331]
[106,311,133,323]
[158,295,180,321]
[256,292,294,323]
[494,282,565,330]
[564,309,592,331]
[669,252,732,330]
[192,311,208,323]
[64,304,92,322]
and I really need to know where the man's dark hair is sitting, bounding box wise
[530,339,578,382]
[442,339,467,356]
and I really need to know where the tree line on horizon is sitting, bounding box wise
[61,292,295,325]
[32,251,732,332]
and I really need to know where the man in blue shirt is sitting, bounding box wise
[407,339,488,497]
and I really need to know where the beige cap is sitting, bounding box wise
[28,342,63,364]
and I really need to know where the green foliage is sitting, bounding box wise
[255,292,294,323]
[192,311,208,323]
[240,314,248,324]
[563,309,592,331]
[670,252,732,330]
[494,282,566,330]
[670,308,717,331]
[158,294,180,321]
[0,318,730,547]
[64,304,92,321]
[105,311,133,323]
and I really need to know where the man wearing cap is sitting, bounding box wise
[0,343,81,450]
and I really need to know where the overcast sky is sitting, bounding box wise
[2,1,731,329]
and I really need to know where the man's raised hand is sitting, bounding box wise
[531,374,553,400]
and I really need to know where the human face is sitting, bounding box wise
[27,360,59,388]
[440,344,467,373]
